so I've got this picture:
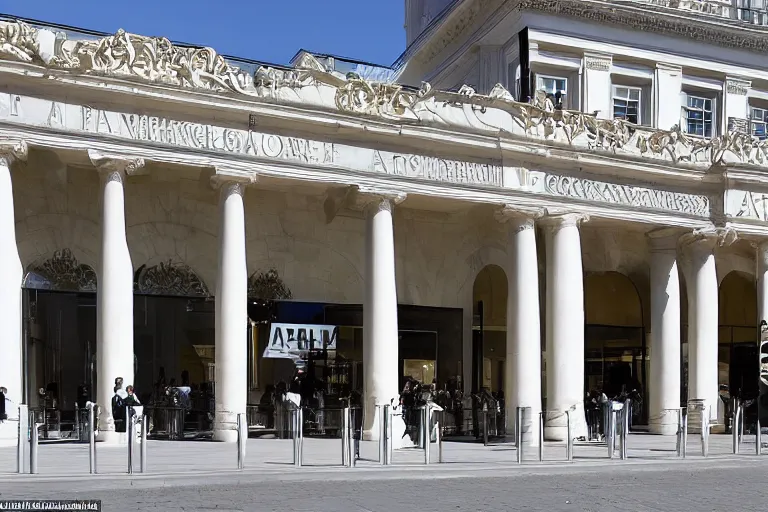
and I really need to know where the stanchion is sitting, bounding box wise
[237,413,246,470]
[515,407,523,464]
[538,411,544,462]
[17,404,28,474]
[293,408,303,467]
[732,405,741,455]
[29,411,42,475]
[424,407,431,465]
[341,406,348,466]
[756,418,762,456]
[86,402,97,474]
[346,407,354,468]
[606,405,615,459]
[681,410,688,459]
[382,404,391,466]
[377,405,385,465]
[565,410,573,462]
[676,408,685,458]
[620,400,630,460]
[483,405,489,446]
[436,411,443,464]
[140,414,148,473]
[701,406,709,458]
[386,405,393,464]
[127,412,135,474]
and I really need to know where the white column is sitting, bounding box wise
[758,241,768,331]
[0,141,26,447]
[648,232,681,435]
[213,179,249,443]
[496,207,542,444]
[361,190,407,446]
[681,231,720,424]
[89,151,141,444]
[542,213,588,441]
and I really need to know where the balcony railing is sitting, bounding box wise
[634,0,768,26]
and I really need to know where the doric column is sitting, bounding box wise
[0,140,26,447]
[89,150,142,443]
[212,176,250,443]
[495,206,543,444]
[541,213,589,441]
[356,187,407,446]
[680,229,731,425]
[647,230,682,435]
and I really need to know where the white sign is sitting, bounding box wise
[263,323,339,359]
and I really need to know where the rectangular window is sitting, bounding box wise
[536,75,567,107]
[736,0,768,25]
[683,95,714,137]
[612,86,642,124]
[752,106,768,139]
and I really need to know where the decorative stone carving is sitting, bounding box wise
[134,261,209,297]
[351,186,407,213]
[584,55,611,72]
[26,249,97,292]
[0,139,27,165]
[88,149,145,176]
[726,79,750,96]
[248,269,292,300]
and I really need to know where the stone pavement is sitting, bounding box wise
[0,431,755,483]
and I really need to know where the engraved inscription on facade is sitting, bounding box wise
[730,190,768,221]
[372,150,503,186]
[81,108,335,165]
[584,56,611,72]
[541,174,709,216]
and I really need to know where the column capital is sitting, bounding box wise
[88,150,145,178]
[0,139,27,165]
[494,205,544,233]
[646,227,686,253]
[539,212,589,232]
[352,186,406,213]
[210,172,257,195]
[679,226,737,252]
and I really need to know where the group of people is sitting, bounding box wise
[111,377,141,432]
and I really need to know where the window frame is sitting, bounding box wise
[682,92,716,138]
[751,105,768,139]
[535,73,569,108]
[611,85,643,125]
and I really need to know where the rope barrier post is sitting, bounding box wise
[515,407,523,464]
[341,406,348,466]
[436,411,443,463]
[87,402,97,474]
[606,404,615,459]
[127,410,134,475]
[682,409,688,458]
[538,411,544,462]
[17,404,27,474]
[424,407,431,465]
[732,405,740,455]
[237,413,246,470]
[140,413,148,473]
[566,410,573,462]
[29,410,40,475]
[756,418,762,456]
[383,404,390,465]
[701,405,709,458]
[483,405,489,446]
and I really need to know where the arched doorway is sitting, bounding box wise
[472,265,508,395]
[23,249,98,416]
[718,271,757,402]
[584,272,646,423]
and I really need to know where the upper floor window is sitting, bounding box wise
[536,75,567,108]
[612,86,641,124]
[736,0,768,25]
[752,106,768,139]
[682,94,714,137]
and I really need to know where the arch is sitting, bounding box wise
[584,271,644,327]
[23,248,97,292]
[471,264,508,393]
[718,270,758,400]
[718,271,757,328]
[133,260,210,297]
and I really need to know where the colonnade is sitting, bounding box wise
[3,141,768,446]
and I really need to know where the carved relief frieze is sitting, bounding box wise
[584,55,612,72]
[134,261,210,297]
[26,249,97,292]
[726,79,750,96]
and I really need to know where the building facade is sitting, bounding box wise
[0,0,767,446]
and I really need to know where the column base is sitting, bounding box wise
[544,403,588,441]
[649,409,681,435]
[97,430,129,445]
[362,414,412,449]
[505,408,541,447]
[0,419,18,448]
[213,428,238,443]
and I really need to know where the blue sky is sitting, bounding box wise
[3,0,406,67]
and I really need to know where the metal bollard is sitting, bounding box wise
[756,418,762,456]
[676,408,684,457]
[424,407,431,465]
[566,410,573,462]
[515,407,523,464]
[127,412,136,474]
[620,401,630,460]
[17,404,28,474]
[140,414,148,473]
[483,406,489,446]
[382,405,390,466]
[436,413,443,463]
[29,411,42,475]
[237,413,246,470]
[377,405,385,465]
[341,406,348,466]
[538,411,544,462]
[606,407,615,459]
[700,406,709,458]
[386,405,393,464]
[346,407,354,468]
[293,408,303,467]
[732,406,741,455]
[681,412,688,458]
[86,402,97,474]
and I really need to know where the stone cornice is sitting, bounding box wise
[2,19,768,175]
